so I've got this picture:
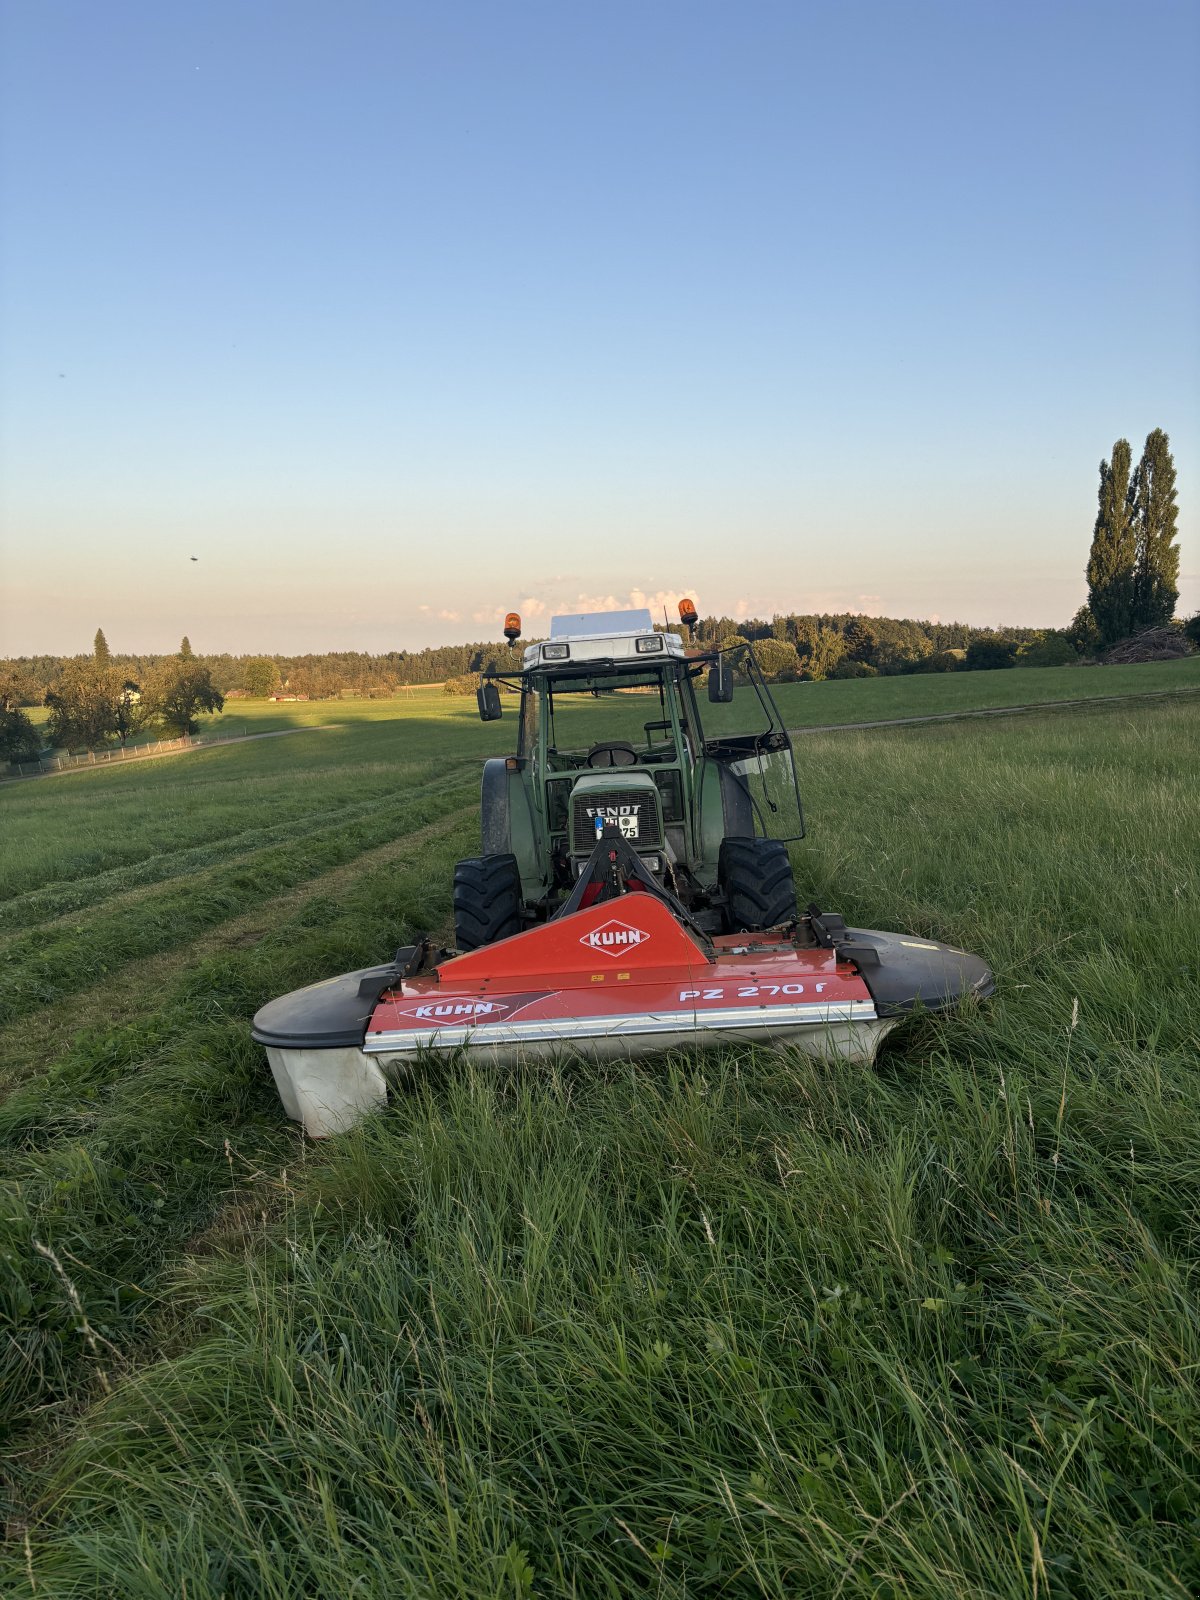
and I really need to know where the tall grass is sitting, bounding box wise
[1,697,1197,1597]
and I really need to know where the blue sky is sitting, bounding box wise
[1,0,1197,654]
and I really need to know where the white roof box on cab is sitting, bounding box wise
[550,608,654,638]
[524,608,686,669]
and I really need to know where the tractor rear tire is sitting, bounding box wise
[718,837,797,933]
[453,854,523,951]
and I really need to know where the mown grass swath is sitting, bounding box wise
[1,683,1197,1597]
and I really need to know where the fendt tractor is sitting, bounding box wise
[253,598,994,1136]
[455,602,803,947]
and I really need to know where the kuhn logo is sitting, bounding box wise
[411,1001,506,1020]
[580,919,649,957]
[387,992,549,1027]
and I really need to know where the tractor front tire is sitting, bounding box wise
[453,854,523,951]
[718,837,797,933]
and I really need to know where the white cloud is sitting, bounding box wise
[564,588,699,623]
[854,594,884,616]
[436,608,460,622]
[469,587,702,634]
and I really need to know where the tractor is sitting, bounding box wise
[453,603,806,949]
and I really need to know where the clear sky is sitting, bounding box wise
[1,0,1197,655]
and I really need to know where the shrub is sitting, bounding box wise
[964,637,1018,671]
[828,659,879,680]
[1016,632,1077,668]
[911,649,966,674]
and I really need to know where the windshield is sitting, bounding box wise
[534,667,695,757]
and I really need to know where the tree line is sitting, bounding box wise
[1,632,223,761]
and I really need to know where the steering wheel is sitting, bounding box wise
[586,741,639,769]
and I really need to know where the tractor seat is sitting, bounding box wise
[586,741,639,769]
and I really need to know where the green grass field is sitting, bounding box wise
[1,671,1197,1597]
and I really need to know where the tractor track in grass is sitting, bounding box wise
[788,682,1200,736]
[0,802,476,1098]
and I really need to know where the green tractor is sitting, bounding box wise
[453,605,806,950]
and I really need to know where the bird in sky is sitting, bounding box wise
[190,556,199,562]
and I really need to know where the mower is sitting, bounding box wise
[254,604,993,1135]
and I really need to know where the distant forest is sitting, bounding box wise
[0,611,1081,704]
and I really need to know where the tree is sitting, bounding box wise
[752,639,802,680]
[93,628,111,665]
[791,619,850,680]
[179,636,194,660]
[114,680,143,747]
[1085,440,1136,646]
[242,657,282,697]
[1129,428,1180,629]
[0,670,30,712]
[144,648,224,735]
[1065,604,1101,656]
[45,660,121,750]
[0,705,41,762]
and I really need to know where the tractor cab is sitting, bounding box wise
[458,605,805,947]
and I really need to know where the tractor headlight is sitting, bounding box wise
[542,643,570,661]
[635,635,664,653]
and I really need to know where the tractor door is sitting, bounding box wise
[692,643,804,846]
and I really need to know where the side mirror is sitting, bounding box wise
[707,658,734,703]
[477,682,502,721]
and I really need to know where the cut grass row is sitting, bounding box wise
[0,773,476,1028]
[0,703,503,901]
[0,804,479,1101]
[0,806,480,1443]
[0,761,459,936]
[2,695,1197,1596]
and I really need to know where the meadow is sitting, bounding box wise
[1,663,1197,1597]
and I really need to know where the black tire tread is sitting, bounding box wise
[718,837,797,932]
[453,854,523,951]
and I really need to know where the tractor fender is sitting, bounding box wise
[481,758,511,855]
[481,759,542,897]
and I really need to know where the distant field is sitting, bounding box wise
[1,686,1197,1596]
[770,653,1200,725]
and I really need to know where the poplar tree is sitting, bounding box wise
[1085,440,1136,646]
[1130,428,1180,629]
